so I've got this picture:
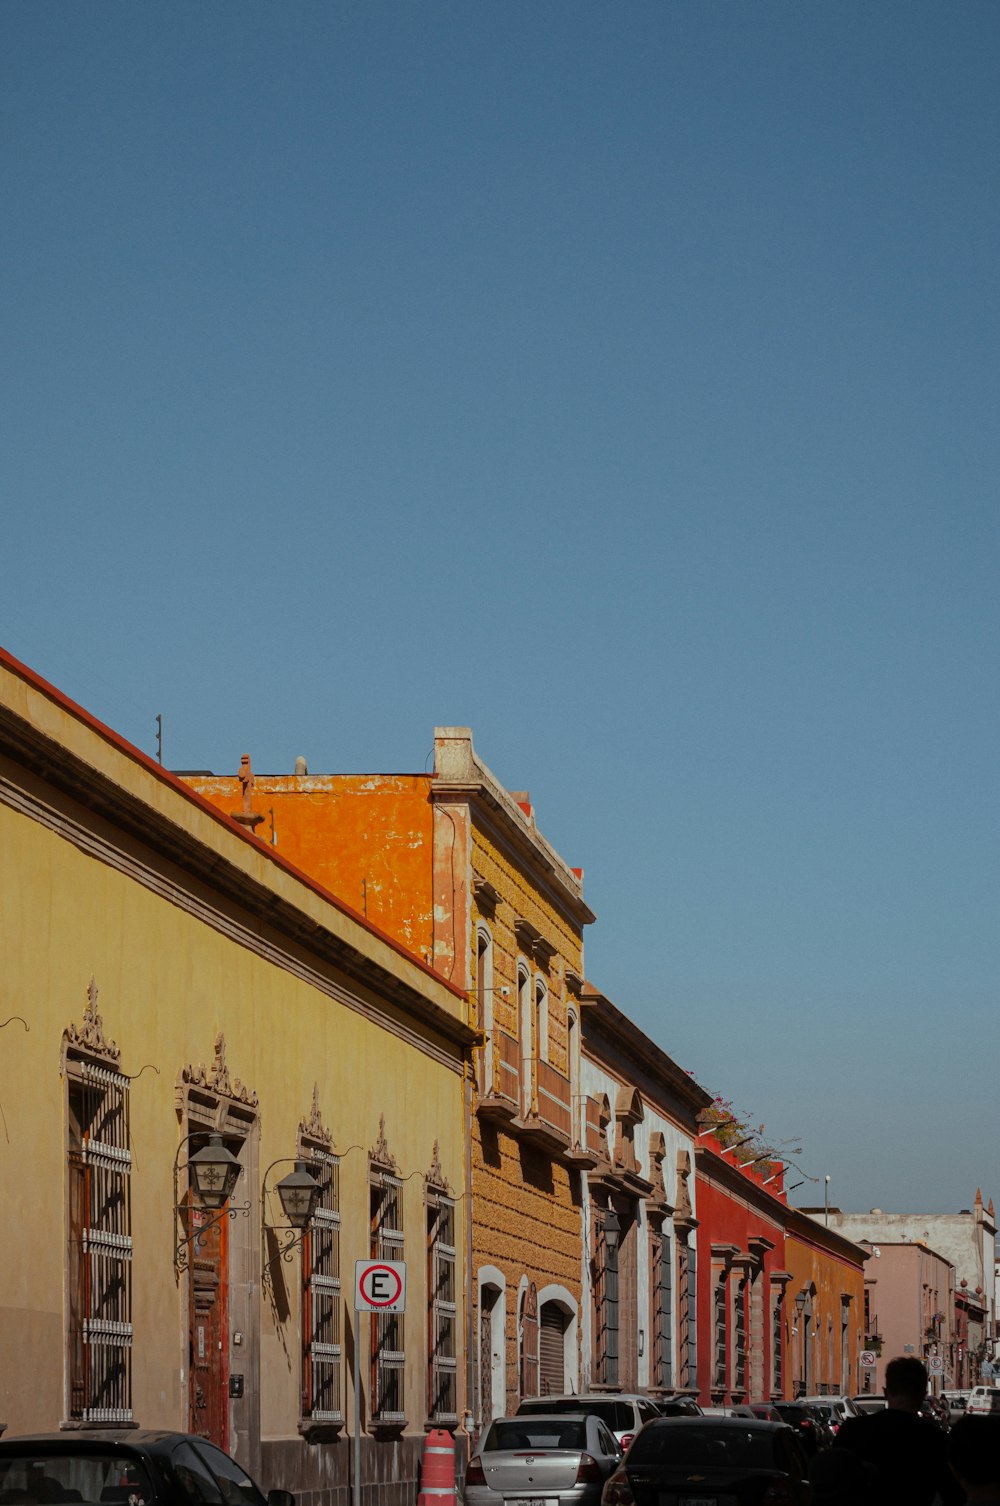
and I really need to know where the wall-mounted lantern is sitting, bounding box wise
[262,1158,323,1266]
[173,1131,250,1276]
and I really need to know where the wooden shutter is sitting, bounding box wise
[520,1283,539,1398]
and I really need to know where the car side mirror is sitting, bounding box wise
[268,1492,295,1506]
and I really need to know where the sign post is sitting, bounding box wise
[354,1261,407,1506]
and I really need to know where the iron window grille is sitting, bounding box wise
[713,1269,728,1391]
[734,1277,747,1394]
[427,1195,457,1425]
[370,1168,405,1424]
[677,1241,697,1389]
[652,1231,673,1390]
[593,1214,619,1388]
[772,1290,784,1394]
[67,1059,133,1424]
[301,1150,341,1423]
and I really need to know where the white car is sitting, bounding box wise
[967,1385,1000,1415]
[516,1393,661,1450]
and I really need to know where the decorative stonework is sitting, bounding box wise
[180,1031,258,1107]
[299,1083,333,1150]
[675,1149,693,1220]
[648,1132,668,1202]
[370,1114,398,1173]
[63,977,120,1064]
[425,1138,449,1194]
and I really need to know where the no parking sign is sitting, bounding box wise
[355,1259,407,1313]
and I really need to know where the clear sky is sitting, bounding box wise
[2,3,997,1214]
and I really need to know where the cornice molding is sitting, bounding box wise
[0,762,470,1075]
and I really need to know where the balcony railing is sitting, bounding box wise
[477,1028,520,1123]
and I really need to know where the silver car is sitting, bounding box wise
[463,1412,623,1506]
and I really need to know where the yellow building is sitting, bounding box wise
[185,727,597,1426]
[0,650,473,1504]
[782,1207,868,1399]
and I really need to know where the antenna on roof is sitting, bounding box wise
[155,714,163,766]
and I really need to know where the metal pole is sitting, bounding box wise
[824,1175,830,1226]
[353,1312,362,1506]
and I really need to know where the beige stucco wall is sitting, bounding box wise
[0,687,467,1465]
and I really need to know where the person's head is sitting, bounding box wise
[883,1355,928,1409]
[949,1416,1000,1497]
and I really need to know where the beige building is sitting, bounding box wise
[0,649,473,1505]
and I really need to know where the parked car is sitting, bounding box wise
[517,1394,661,1450]
[464,1412,622,1506]
[600,1417,811,1505]
[0,1431,294,1506]
[851,1394,887,1415]
[919,1394,950,1429]
[772,1401,833,1454]
[967,1385,1000,1416]
[798,1393,861,1434]
[652,1397,703,1418]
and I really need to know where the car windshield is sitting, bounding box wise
[627,1425,776,1470]
[486,1421,586,1452]
[0,1453,155,1506]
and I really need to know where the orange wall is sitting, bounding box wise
[186,774,436,963]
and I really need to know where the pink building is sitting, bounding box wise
[860,1240,955,1395]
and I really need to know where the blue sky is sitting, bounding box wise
[2,2,997,1213]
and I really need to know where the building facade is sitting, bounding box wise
[850,1241,955,1396]
[186,726,596,1429]
[693,1138,789,1405]
[782,1210,867,1398]
[0,650,473,1504]
[819,1198,995,1389]
[577,986,711,1399]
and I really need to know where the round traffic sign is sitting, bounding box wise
[356,1260,405,1310]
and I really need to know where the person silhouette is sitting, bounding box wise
[834,1356,963,1506]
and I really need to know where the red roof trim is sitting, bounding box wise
[0,645,467,1003]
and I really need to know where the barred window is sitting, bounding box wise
[301,1151,341,1423]
[651,1231,673,1390]
[713,1268,728,1391]
[427,1194,457,1425]
[734,1276,747,1394]
[370,1168,405,1424]
[593,1212,619,1388]
[772,1289,784,1395]
[677,1240,697,1389]
[67,1060,133,1423]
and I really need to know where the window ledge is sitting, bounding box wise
[298,1418,345,1443]
[59,1420,138,1432]
[370,1417,408,1440]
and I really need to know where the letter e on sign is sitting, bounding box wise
[355,1259,407,1313]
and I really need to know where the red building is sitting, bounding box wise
[694,1136,790,1405]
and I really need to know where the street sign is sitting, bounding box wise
[355,1259,407,1313]
[861,1351,876,1368]
[928,1356,944,1374]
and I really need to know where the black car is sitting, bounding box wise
[0,1431,294,1506]
[600,1417,811,1505]
[772,1401,833,1455]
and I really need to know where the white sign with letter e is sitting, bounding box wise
[355,1259,407,1313]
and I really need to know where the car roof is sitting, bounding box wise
[520,1393,649,1404]
[643,1417,789,1430]
[494,1412,591,1423]
[0,1431,203,1456]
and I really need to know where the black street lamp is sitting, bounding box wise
[188,1133,243,1210]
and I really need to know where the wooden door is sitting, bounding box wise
[188,1204,229,1447]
